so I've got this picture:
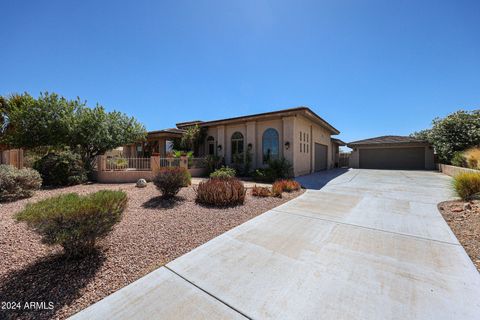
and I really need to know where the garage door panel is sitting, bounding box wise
[359,147,425,170]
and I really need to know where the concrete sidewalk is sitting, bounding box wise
[71,169,480,320]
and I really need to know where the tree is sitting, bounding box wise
[0,92,78,148]
[0,92,146,172]
[70,106,146,170]
[180,124,207,155]
[412,110,480,163]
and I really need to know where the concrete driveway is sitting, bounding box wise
[71,169,480,320]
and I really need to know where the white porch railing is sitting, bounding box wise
[98,155,204,172]
[106,157,151,171]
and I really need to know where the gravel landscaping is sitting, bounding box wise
[438,200,480,271]
[0,183,304,320]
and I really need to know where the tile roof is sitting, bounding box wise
[331,138,346,146]
[148,128,185,135]
[348,135,428,146]
[181,106,340,135]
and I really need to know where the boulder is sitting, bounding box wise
[136,179,147,188]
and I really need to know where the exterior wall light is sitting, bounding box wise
[217,144,222,151]
[248,143,253,151]
[284,141,290,150]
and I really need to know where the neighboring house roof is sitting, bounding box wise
[331,138,346,146]
[176,107,340,135]
[148,128,185,135]
[347,135,429,147]
[145,128,185,140]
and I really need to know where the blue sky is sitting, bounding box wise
[1,0,479,144]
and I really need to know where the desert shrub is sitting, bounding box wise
[465,148,480,169]
[271,182,283,197]
[0,165,42,202]
[210,166,236,179]
[251,186,272,197]
[253,158,293,182]
[33,150,87,186]
[196,177,246,206]
[273,179,301,193]
[153,167,191,198]
[16,190,127,257]
[451,151,467,168]
[204,155,223,174]
[453,172,480,200]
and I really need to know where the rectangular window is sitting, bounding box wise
[300,143,302,153]
[299,132,302,141]
[306,144,309,153]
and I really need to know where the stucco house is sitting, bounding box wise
[124,107,344,177]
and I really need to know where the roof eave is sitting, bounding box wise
[197,107,340,135]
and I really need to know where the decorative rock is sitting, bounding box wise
[136,179,147,188]
[463,203,472,211]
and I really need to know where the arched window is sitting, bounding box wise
[263,128,279,163]
[231,132,244,163]
[207,136,215,155]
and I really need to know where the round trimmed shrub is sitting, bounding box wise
[210,166,236,179]
[33,150,87,186]
[16,190,127,257]
[153,167,191,198]
[196,177,246,206]
[0,165,42,202]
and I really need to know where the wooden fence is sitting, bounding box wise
[0,149,24,169]
[338,153,350,168]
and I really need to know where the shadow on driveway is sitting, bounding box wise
[295,168,349,190]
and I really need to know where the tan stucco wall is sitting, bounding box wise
[349,144,435,170]
[439,164,476,177]
[202,114,335,177]
[293,115,333,176]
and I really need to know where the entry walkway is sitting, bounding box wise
[71,169,480,319]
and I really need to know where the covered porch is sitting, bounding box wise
[123,128,184,158]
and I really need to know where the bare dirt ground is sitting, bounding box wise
[438,200,480,272]
[0,183,304,320]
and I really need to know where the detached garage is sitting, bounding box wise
[347,136,435,170]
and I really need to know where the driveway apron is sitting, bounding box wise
[71,169,480,320]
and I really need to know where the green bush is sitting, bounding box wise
[196,177,246,206]
[16,190,127,257]
[453,172,480,200]
[252,158,293,182]
[153,167,191,198]
[210,166,236,179]
[0,165,42,202]
[451,152,467,168]
[34,150,87,186]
